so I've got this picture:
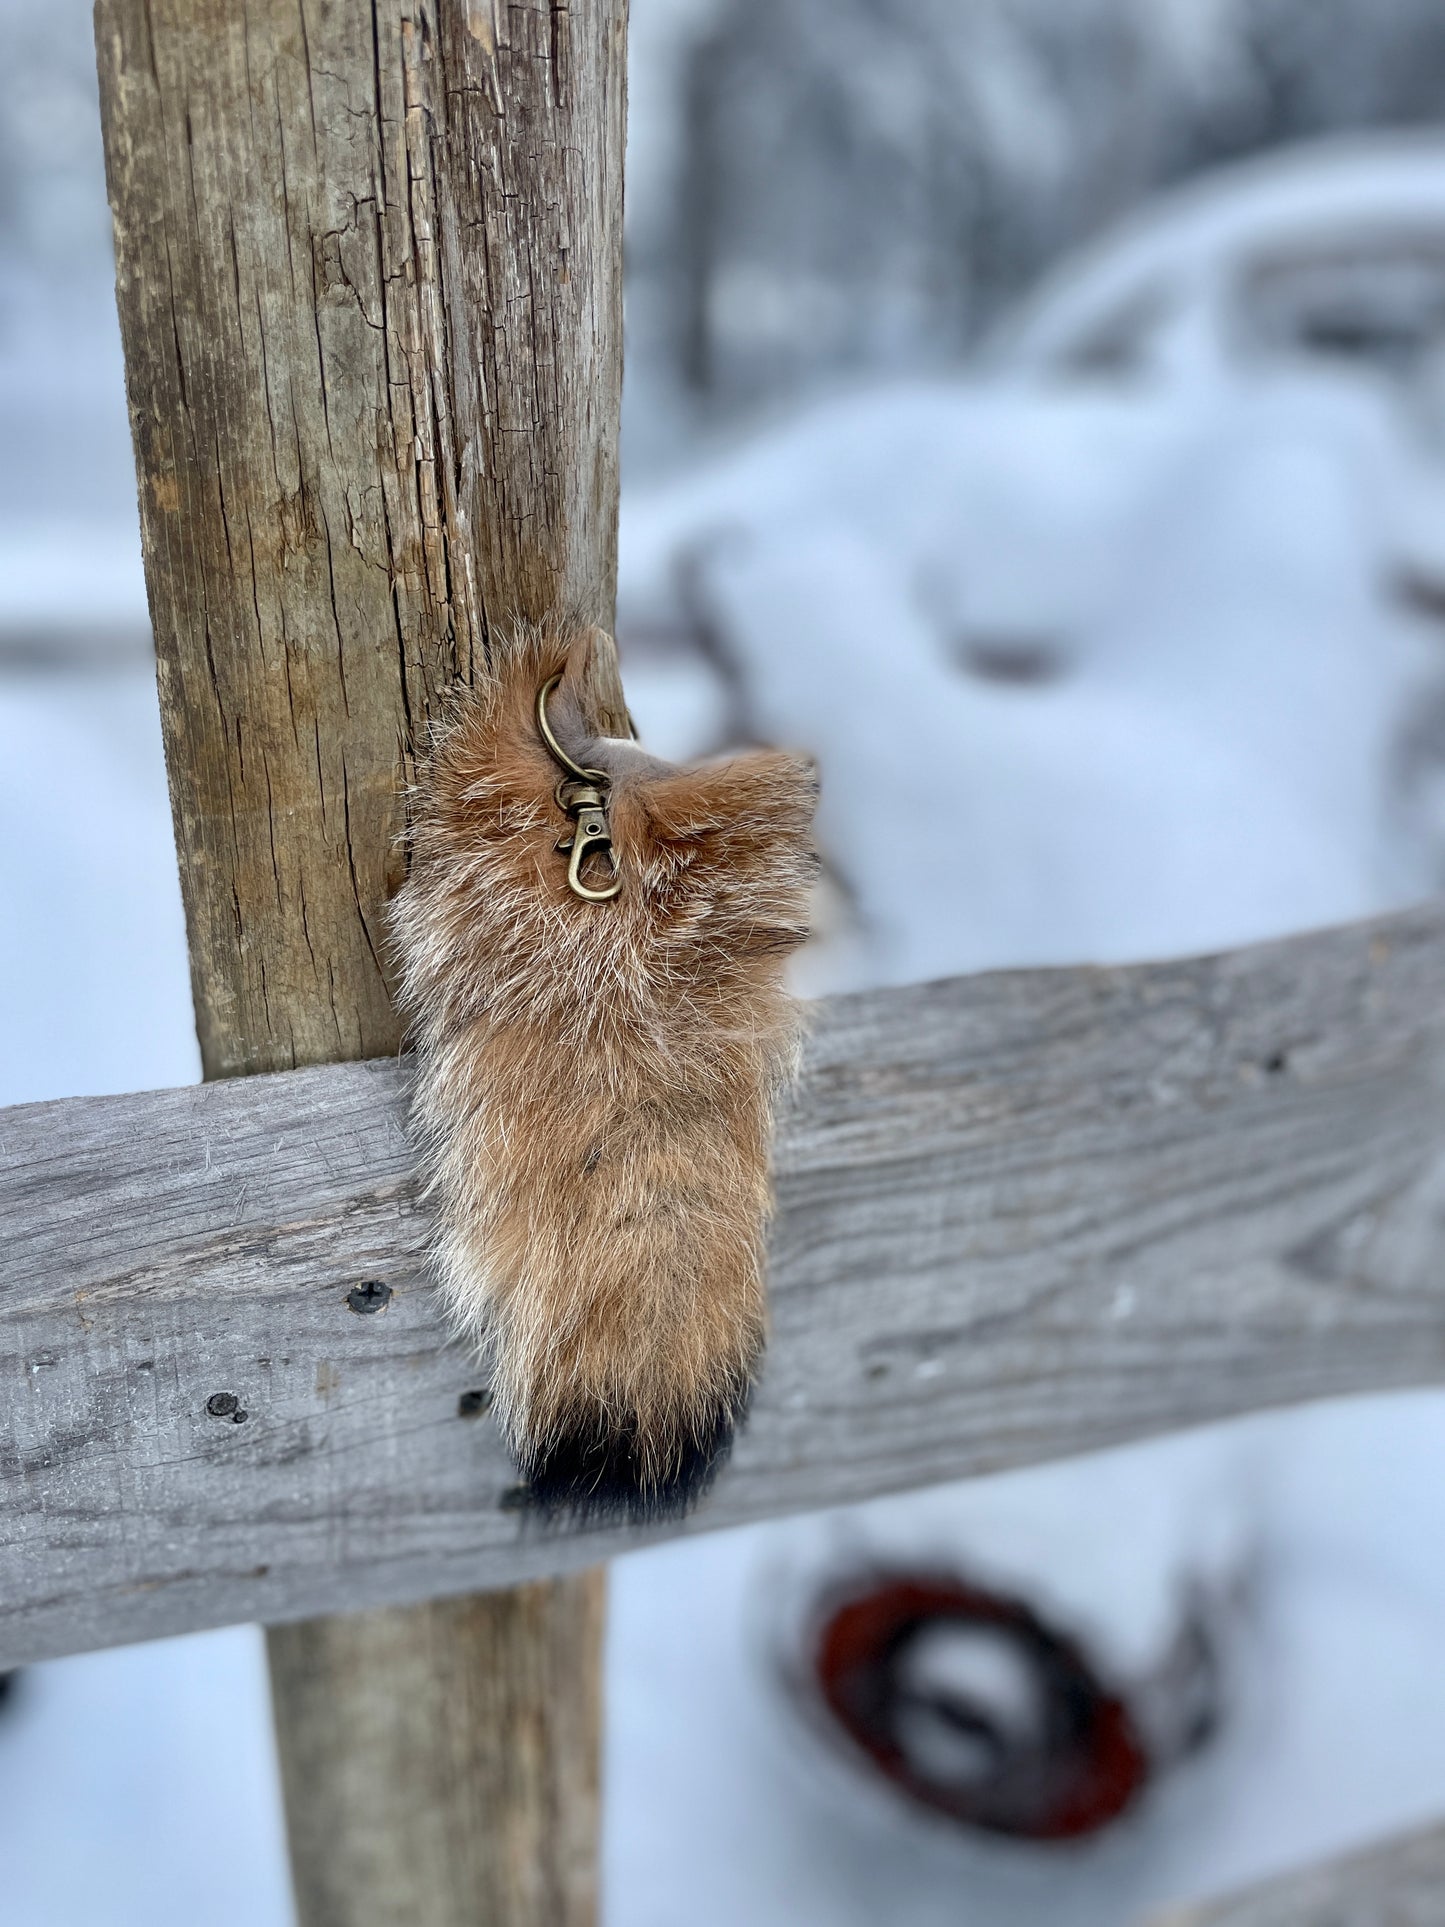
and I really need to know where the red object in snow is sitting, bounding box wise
[812,1574,1152,1840]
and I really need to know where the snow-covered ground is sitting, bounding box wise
[0,1622,292,1927]
[606,1399,1445,1927]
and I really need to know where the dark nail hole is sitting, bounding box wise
[347,1281,393,1314]
[458,1388,493,1419]
[499,1484,532,1512]
[206,1392,240,1418]
[231,1409,249,1424]
[1264,1050,1289,1075]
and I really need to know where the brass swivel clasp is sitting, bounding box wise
[554,776,621,902]
[536,674,623,902]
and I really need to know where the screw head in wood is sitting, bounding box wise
[346,1281,392,1314]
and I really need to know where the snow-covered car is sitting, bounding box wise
[991,132,1445,393]
[619,135,1445,995]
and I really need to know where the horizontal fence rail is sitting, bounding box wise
[5,905,1445,1663]
[1151,1816,1445,1924]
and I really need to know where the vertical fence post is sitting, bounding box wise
[93,1,628,1918]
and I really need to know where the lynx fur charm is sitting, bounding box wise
[390,621,817,1520]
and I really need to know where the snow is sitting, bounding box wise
[0,669,196,1103]
[607,1396,1445,1927]
[0,1628,292,1927]
[0,528,148,641]
[620,371,1442,990]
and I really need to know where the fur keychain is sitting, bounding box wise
[390,620,817,1519]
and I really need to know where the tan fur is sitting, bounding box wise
[389,620,817,1513]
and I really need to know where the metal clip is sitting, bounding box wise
[555,777,622,902]
[537,675,624,902]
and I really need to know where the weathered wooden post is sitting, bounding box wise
[92,0,627,1919]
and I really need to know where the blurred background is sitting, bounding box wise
[7,1,1445,1921]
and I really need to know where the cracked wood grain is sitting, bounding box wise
[92,4,626,1922]
[95,0,627,1080]
[6,904,1445,1664]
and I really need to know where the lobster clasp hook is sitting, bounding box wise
[536,674,625,903]
[556,781,622,902]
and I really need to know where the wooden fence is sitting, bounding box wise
[1,0,1442,1920]
[1151,1817,1445,1924]
[6,903,1445,1664]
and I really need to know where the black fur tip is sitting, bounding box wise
[523,1395,747,1526]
